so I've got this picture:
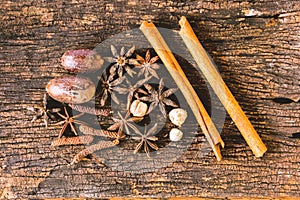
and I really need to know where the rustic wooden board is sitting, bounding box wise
[1,0,300,198]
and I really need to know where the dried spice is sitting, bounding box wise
[79,124,123,139]
[114,75,151,109]
[135,50,160,79]
[169,128,183,142]
[108,111,142,136]
[46,42,193,165]
[61,49,104,73]
[51,135,94,146]
[53,107,85,138]
[68,103,111,116]
[179,16,267,157]
[137,78,178,118]
[70,140,118,165]
[104,45,137,77]
[132,123,159,157]
[129,100,148,117]
[141,21,224,161]
[27,93,60,128]
[46,75,95,104]
[98,70,125,106]
[169,108,187,127]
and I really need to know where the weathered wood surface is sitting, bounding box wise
[1,0,300,198]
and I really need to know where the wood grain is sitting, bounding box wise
[0,0,300,198]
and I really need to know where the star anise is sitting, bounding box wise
[137,78,178,118]
[98,70,125,106]
[107,111,142,137]
[135,50,160,79]
[53,107,85,138]
[132,123,159,158]
[114,76,152,110]
[27,93,60,128]
[104,45,137,77]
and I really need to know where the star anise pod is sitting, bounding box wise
[27,93,60,128]
[136,78,178,118]
[135,50,160,79]
[98,70,125,106]
[132,123,159,158]
[114,75,152,110]
[104,45,137,77]
[53,107,86,138]
[107,111,142,137]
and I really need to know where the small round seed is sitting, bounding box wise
[61,49,104,73]
[169,108,187,127]
[169,128,183,142]
[130,100,148,117]
[46,75,95,104]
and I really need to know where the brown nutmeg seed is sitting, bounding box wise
[61,49,104,73]
[46,75,95,104]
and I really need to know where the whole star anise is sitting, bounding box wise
[98,70,125,106]
[132,123,159,158]
[104,45,137,77]
[137,78,178,118]
[114,76,152,110]
[135,50,160,79]
[53,107,85,138]
[107,111,143,137]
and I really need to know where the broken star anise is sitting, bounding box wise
[27,93,60,128]
[132,123,159,158]
[135,50,160,79]
[104,45,137,77]
[137,78,178,118]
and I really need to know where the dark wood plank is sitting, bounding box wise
[0,0,300,198]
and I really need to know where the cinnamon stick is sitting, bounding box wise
[140,21,224,161]
[179,16,267,157]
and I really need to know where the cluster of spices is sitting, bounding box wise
[28,17,267,163]
[29,46,188,165]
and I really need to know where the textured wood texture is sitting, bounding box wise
[1,0,300,198]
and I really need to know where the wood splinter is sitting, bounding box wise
[140,21,224,161]
[179,16,267,157]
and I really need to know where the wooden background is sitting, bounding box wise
[1,0,300,198]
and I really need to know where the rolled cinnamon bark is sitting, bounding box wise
[179,16,267,157]
[140,21,224,161]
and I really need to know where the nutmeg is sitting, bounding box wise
[46,75,95,104]
[169,108,187,127]
[61,49,104,73]
[130,100,148,117]
[169,128,183,142]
